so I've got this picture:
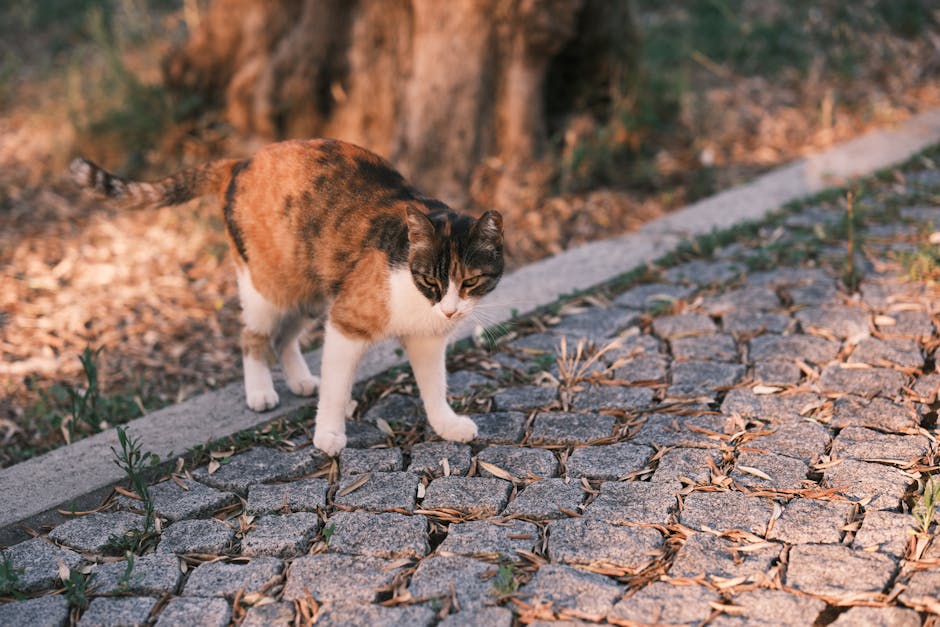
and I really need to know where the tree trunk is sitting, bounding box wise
[165,0,632,210]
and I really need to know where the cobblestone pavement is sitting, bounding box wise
[4,161,940,625]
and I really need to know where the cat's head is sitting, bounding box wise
[405,206,504,321]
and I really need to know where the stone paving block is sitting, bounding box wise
[818,364,906,398]
[664,259,743,286]
[877,309,933,341]
[183,557,283,599]
[824,459,911,510]
[753,359,803,385]
[602,333,662,365]
[512,332,562,354]
[650,448,721,485]
[91,553,182,596]
[282,554,402,603]
[710,590,825,626]
[345,421,388,448]
[748,334,840,365]
[241,512,320,557]
[747,421,830,462]
[529,412,616,445]
[569,385,654,412]
[748,267,832,289]
[767,498,853,544]
[80,597,157,627]
[566,442,651,480]
[0,595,70,627]
[721,389,821,424]
[680,491,773,535]
[408,555,493,609]
[437,519,538,559]
[116,478,238,522]
[829,606,921,627]
[334,471,419,512]
[492,385,558,411]
[422,476,511,516]
[703,285,781,315]
[362,393,423,426]
[0,537,82,592]
[242,602,294,627]
[852,510,915,558]
[155,597,230,627]
[784,280,840,307]
[850,337,922,368]
[438,607,513,627]
[831,426,929,462]
[608,582,718,625]
[246,477,329,513]
[667,360,744,397]
[732,451,810,490]
[829,396,921,432]
[502,478,583,519]
[157,518,235,555]
[314,601,435,627]
[584,480,676,524]
[669,533,780,580]
[612,355,668,383]
[913,371,940,402]
[550,307,639,343]
[614,282,695,309]
[722,311,791,335]
[338,448,402,476]
[325,511,428,559]
[469,412,527,444]
[448,370,492,397]
[548,518,663,570]
[787,544,896,597]
[48,510,145,554]
[477,445,557,479]
[671,333,739,362]
[408,441,472,475]
[652,313,716,339]
[631,413,729,448]
[520,563,622,621]
[795,305,870,340]
[900,568,940,608]
[191,447,323,495]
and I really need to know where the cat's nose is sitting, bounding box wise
[442,307,457,318]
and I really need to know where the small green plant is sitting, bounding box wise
[492,563,519,595]
[62,568,94,610]
[0,554,23,599]
[108,426,160,554]
[114,552,138,594]
[913,475,940,535]
[841,191,862,292]
[322,523,336,545]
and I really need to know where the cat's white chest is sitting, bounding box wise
[385,268,459,337]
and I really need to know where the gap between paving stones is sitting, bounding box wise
[3,108,940,542]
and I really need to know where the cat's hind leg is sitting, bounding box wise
[312,321,370,455]
[237,267,282,411]
[276,313,319,397]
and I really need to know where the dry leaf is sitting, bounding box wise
[477,460,519,483]
[441,458,451,477]
[375,418,394,436]
[875,315,896,326]
[738,466,773,481]
[207,460,221,475]
[752,385,781,395]
[338,473,371,496]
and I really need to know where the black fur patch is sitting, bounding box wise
[365,214,409,266]
[223,160,251,261]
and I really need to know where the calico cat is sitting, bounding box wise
[70,138,504,455]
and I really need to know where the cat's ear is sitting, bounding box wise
[405,206,436,250]
[472,210,503,243]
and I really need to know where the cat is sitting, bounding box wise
[70,138,504,455]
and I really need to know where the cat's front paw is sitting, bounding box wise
[246,387,280,412]
[287,374,320,397]
[434,414,478,443]
[313,429,347,456]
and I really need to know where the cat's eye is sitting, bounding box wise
[417,274,440,290]
[462,276,483,289]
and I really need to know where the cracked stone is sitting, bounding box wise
[156,518,236,555]
[817,365,906,397]
[721,389,822,424]
[183,557,283,599]
[492,385,558,411]
[437,519,538,559]
[155,598,231,627]
[566,442,651,480]
[242,602,295,627]
[748,421,831,462]
[338,448,402,475]
[849,337,922,368]
[570,385,654,412]
[334,471,419,512]
[830,606,921,627]
[469,412,527,444]
[48,510,145,554]
[90,553,181,596]
[362,393,423,426]
[795,306,870,340]
[584,480,675,524]
[612,355,668,383]
[753,360,803,385]
[191,447,323,495]
[548,518,663,571]
[502,478,583,519]
[550,307,639,343]
[408,441,472,475]
[609,582,718,625]
[408,555,493,609]
[438,607,513,627]
[672,333,739,362]
[314,602,435,627]
[246,478,330,513]
[829,396,921,433]
[0,596,70,627]
[116,477,238,522]
[81,597,158,627]
[614,283,694,310]
[282,554,403,603]
[652,313,716,339]
[422,476,511,516]
[748,334,840,365]
[529,412,616,445]
[0,537,82,593]
[722,311,791,335]
[824,459,911,510]
[852,510,915,558]
[651,448,721,485]
[877,309,933,341]
[832,426,929,462]
[710,590,825,626]
[520,564,622,621]
[732,451,810,490]
[631,413,730,448]
[477,445,557,479]
[448,370,492,397]
[664,259,743,286]
[241,513,320,558]
[703,286,781,316]
[669,533,780,580]
[767,498,853,544]
[667,360,744,397]
[680,491,773,535]
[786,544,896,597]
[325,511,428,559]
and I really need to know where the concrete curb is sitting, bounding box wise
[3,108,940,541]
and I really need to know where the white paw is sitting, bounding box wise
[287,374,320,397]
[313,429,347,456]
[246,387,280,412]
[434,414,478,442]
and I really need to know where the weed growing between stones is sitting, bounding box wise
[492,563,520,595]
[60,566,94,610]
[913,475,940,536]
[108,426,160,554]
[0,554,23,599]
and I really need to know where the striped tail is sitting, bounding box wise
[69,157,238,207]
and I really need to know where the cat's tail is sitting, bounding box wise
[69,157,240,207]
